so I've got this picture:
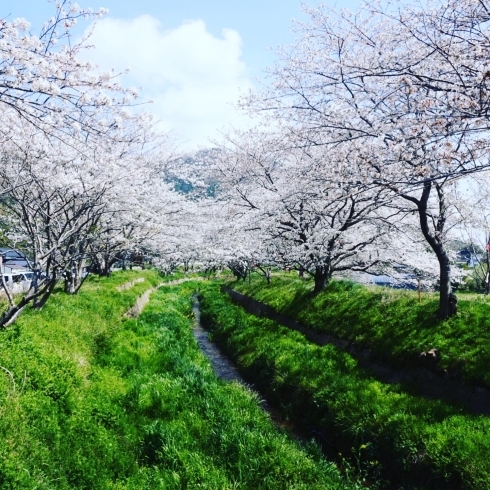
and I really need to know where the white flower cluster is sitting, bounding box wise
[0,1,181,325]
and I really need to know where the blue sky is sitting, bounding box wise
[3,0,363,149]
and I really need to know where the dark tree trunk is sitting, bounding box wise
[438,254,455,319]
[64,260,88,295]
[0,274,59,328]
[229,261,248,282]
[256,266,272,284]
[0,298,30,327]
[64,271,75,294]
[313,265,330,294]
[33,277,58,310]
[102,261,112,276]
[415,181,455,320]
[95,255,117,277]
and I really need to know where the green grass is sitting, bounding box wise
[0,271,354,489]
[199,283,490,489]
[231,274,490,387]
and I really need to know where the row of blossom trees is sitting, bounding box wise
[5,0,490,325]
[0,1,188,326]
[181,0,490,319]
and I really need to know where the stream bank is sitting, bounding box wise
[222,286,490,416]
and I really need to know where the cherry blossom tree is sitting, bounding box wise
[0,2,186,326]
[0,148,102,323]
[0,119,185,323]
[206,128,429,292]
[0,1,141,153]
[242,0,490,317]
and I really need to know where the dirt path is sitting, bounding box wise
[124,277,205,318]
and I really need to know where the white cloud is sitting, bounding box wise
[82,15,253,148]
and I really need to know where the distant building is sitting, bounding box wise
[466,254,483,268]
[0,248,33,292]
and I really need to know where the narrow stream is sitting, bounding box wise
[191,294,309,443]
[191,294,375,487]
[192,294,243,383]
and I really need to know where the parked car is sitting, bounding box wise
[1,270,33,293]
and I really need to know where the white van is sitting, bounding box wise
[2,271,33,293]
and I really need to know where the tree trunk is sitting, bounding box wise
[415,181,455,320]
[313,265,330,294]
[98,255,116,277]
[265,268,271,285]
[0,302,28,328]
[64,260,88,295]
[485,244,490,295]
[0,274,56,327]
[438,254,454,319]
[0,261,65,326]
[64,271,75,294]
[33,277,58,310]
[256,265,272,284]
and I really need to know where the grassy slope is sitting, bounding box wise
[199,283,490,490]
[232,275,490,386]
[0,271,353,489]
[0,270,162,488]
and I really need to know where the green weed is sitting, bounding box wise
[233,275,490,387]
[0,272,354,489]
[200,283,490,489]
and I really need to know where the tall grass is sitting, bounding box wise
[0,271,354,489]
[199,283,490,489]
[233,275,490,386]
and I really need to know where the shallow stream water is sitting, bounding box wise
[191,294,243,383]
[190,293,378,487]
[191,294,310,443]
